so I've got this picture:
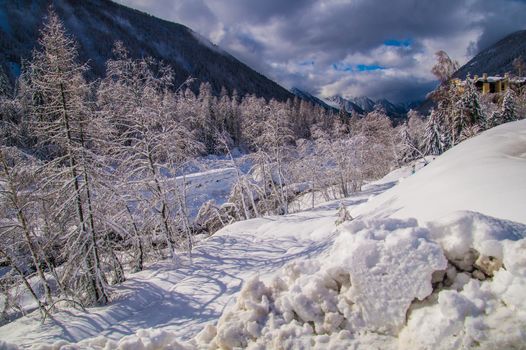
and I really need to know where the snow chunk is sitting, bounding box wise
[333,218,447,333]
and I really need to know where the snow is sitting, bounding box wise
[352,120,526,224]
[1,121,526,349]
[173,167,238,219]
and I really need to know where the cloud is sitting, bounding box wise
[116,0,526,103]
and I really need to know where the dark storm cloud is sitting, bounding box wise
[467,0,526,53]
[117,0,526,102]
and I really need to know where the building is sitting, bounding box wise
[473,73,526,94]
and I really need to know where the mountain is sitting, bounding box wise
[349,96,376,113]
[325,96,364,114]
[374,98,408,119]
[0,0,293,101]
[290,88,337,111]
[326,95,412,120]
[453,30,526,79]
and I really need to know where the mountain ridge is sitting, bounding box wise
[453,30,526,79]
[0,0,293,101]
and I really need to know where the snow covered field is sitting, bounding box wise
[1,120,526,349]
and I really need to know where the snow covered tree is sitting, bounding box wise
[407,110,426,154]
[423,108,446,155]
[252,100,295,214]
[501,88,518,123]
[98,42,203,262]
[489,88,519,128]
[431,51,459,84]
[398,123,420,163]
[0,147,54,318]
[360,110,397,179]
[451,75,485,144]
[24,9,108,305]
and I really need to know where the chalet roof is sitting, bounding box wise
[474,75,526,83]
[475,76,504,83]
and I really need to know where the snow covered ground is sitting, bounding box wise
[1,121,525,349]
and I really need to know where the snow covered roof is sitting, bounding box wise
[475,76,504,83]
[474,75,526,83]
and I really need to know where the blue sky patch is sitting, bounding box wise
[384,38,412,47]
[356,64,385,71]
[332,63,385,72]
[332,63,353,72]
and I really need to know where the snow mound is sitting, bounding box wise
[194,212,525,350]
[192,217,447,349]
[353,120,526,225]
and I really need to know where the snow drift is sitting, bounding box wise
[352,120,526,224]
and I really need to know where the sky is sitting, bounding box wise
[116,0,526,103]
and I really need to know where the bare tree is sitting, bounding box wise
[431,50,459,83]
[98,42,202,262]
[0,147,53,319]
[24,9,108,305]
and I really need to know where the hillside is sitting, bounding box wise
[454,30,526,79]
[1,120,525,349]
[0,0,293,101]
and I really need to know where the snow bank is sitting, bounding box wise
[353,120,526,225]
[194,211,525,350]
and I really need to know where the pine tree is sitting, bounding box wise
[501,88,518,123]
[435,101,452,150]
[452,76,484,144]
[423,109,445,155]
[398,123,419,163]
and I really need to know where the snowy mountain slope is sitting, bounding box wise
[0,0,293,101]
[349,96,376,112]
[352,120,526,224]
[326,95,411,120]
[453,30,526,79]
[1,121,526,349]
[325,95,364,114]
